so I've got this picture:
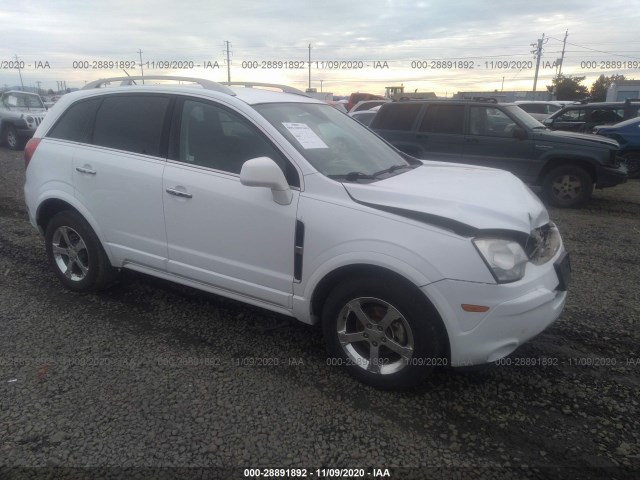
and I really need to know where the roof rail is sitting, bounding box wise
[223,82,309,97]
[82,76,235,95]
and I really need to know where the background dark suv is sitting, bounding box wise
[543,99,640,133]
[370,100,627,208]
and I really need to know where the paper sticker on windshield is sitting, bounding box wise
[282,123,328,149]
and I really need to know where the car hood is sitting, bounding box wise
[3,106,47,114]
[537,129,619,148]
[343,163,548,235]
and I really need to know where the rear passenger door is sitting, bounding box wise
[162,97,300,308]
[412,104,466,162]
[70,94,171,270]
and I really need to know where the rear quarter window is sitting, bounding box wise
[48,98,102,143]
[372,103,422,131]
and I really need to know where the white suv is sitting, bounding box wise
[24,76,570,389]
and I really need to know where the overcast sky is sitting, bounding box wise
[1,0,639,96]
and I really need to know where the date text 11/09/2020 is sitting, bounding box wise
[6,58,638,71]
[243,468,392,478]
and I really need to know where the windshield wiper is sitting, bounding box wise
[327,171,377,181]
[373,164,413,177]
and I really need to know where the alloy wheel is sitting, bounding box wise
[51,226,90,281]
[336,297,414,375]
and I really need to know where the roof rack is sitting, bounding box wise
[223,82,309,97]
[470,97,498,104]
[82,76,235,95]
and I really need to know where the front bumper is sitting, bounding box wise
[17,127,37,140]
[423,249,568,367]
[595,163,627,188]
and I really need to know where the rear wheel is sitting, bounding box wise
[322,277,444,389]
[622,151,640,179]
[45,211,117,292]
[542,165,593,208]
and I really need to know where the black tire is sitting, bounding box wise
[322,277,444,389]
[542,165,593,208]
[5,125,23,151]
[45,211,117,292]
[622,152,640,179]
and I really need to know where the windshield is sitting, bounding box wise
[504,105,546,129]
[255,102,411,178]
[2,92,45,110]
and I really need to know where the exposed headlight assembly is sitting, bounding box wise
[473,238,528,283]
[528,223,561,265]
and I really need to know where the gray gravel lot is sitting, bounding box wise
[1,146,639,479]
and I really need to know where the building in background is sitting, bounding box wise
[606,80,640,102]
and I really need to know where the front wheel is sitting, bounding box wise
[542,165,593,208]
[45,211,117,292]
[322,277,444,389]
[5,126,23,150]
[622,152,640,179]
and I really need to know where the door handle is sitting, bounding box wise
[75,166,96,175]
[166,187,193,199]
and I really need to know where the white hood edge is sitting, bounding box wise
[343,163,549,235]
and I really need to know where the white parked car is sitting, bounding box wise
[24,76,570,389]
[513,101,563,121]
[0,90,47,150]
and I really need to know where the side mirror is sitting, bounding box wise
[240,157,293,205]
[512,126,528,140]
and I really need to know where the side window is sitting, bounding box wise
[520,104,544,114]
[373,103,422,131]
[48,98,102,143]
[93,95,170,156]
[556,109,584,122]
[419,105,464,134]
[469,107,516,137]
[588,108,622,124]
[177,100,299,186]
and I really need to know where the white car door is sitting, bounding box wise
[162,98,300,308]
[72,94,171,270]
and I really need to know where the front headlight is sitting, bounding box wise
[473,238,528,283]
[528,223,561,265]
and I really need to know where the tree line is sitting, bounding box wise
[548,74,629,101]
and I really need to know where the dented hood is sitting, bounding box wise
[343,163,549,235]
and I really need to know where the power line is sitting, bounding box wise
[546,37,640,60]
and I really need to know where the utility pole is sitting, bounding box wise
[558,30,568,78]
[319,79,323,92]
[308,44,311,90]
[531,33,546,92]
[36,81,41,94]
[138,49,144,84]
[223,41,232,83]
[15,55,25,91]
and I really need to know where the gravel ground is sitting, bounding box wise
[0,146,639,479]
